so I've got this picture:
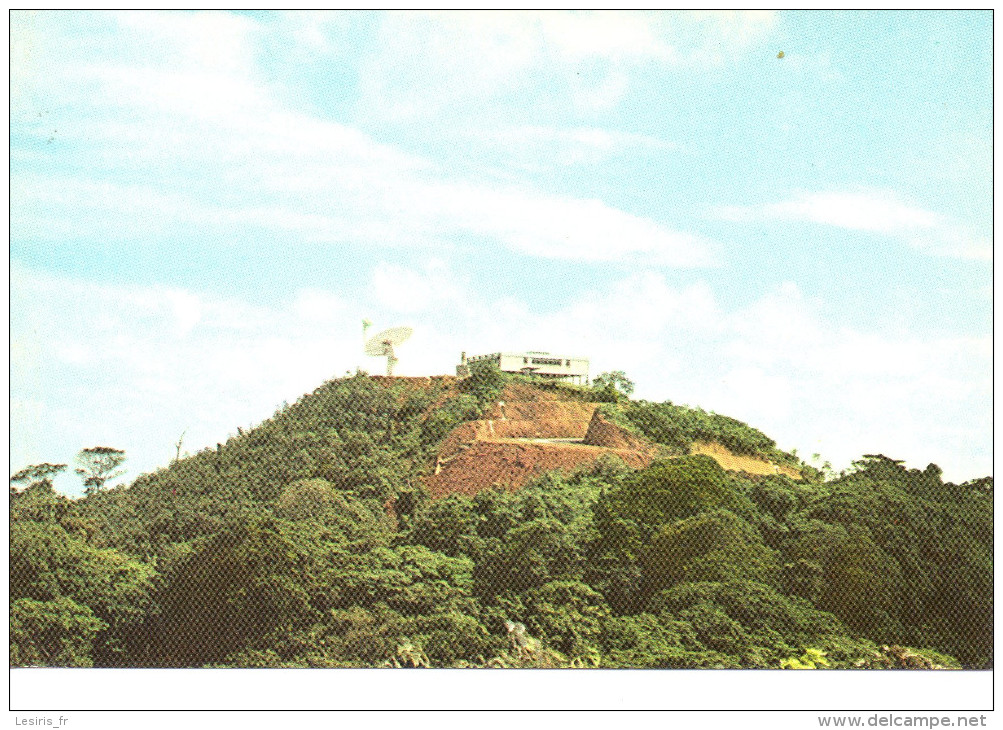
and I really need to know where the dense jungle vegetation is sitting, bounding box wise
[9,366,992,669]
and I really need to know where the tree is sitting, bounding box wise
[410,493,478,557]
[172,429,187,463]
[471,518,583,600]
[11,463,67,491]
[641,509,780,602]
[151,513,318,666]
[597,455,738,539]
[522,580,609,659]
[459,359,507,410]
[275,478,387,550]
[592,371,635,400]
[10,596,106,667]
[647,580,847,666]
[75,447,127,494]
[601,612,703,668]
[10,464,69,522]
[588,455,746,612]
[10,520,156,666]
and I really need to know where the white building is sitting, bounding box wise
[457,351,590,385]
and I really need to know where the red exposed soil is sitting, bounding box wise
[583,411,656,452]
[424,440,652,499]
[481,384,598,438]
[426,388,649,498]
[424,382,800,499]
[494,383,566,402]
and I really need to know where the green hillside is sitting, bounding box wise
[9,370,992,669]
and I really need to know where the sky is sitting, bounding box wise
[9,10,993,495]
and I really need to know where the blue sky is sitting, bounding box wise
[10,10,992,493]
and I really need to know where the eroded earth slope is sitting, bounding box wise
[424,383,800,498]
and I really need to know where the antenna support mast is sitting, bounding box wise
[364,326,413,377]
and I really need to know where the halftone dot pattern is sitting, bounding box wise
[10,10,991,674]
[10,374,992,669]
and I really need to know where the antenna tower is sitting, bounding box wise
[364,325,413,377]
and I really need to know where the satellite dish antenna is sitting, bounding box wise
[364,326,413,376]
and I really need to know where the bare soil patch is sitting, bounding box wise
[425,439,651,498]
[690,441,802,479]
[425,383,800,499]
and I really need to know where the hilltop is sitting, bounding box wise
[10,366,993,670]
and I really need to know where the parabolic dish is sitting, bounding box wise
[364,326,413,356]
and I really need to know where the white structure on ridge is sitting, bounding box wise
[364,325,413,377]
[457,351,589,385]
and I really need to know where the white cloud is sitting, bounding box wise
[277,11,352,56]
[535,11,670,62]
[291,289,348,323]
[774,192,936,234]
[418,10,778,68]
[356,10,778,117]
[10,264,366,494]
[719,190,991,260]
[359,262,990,482]
[907,225,992,260]
[425,185,717,266]
[11,263,991,496]
[471,125,682,169]
[699,282,991,477]
[9,12,990,491]
[113,10,261,75]
[11,11,715,268]
[528,276,989,482]
[372,260,466,314]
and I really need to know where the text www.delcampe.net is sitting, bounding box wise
[818,716,988,728]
